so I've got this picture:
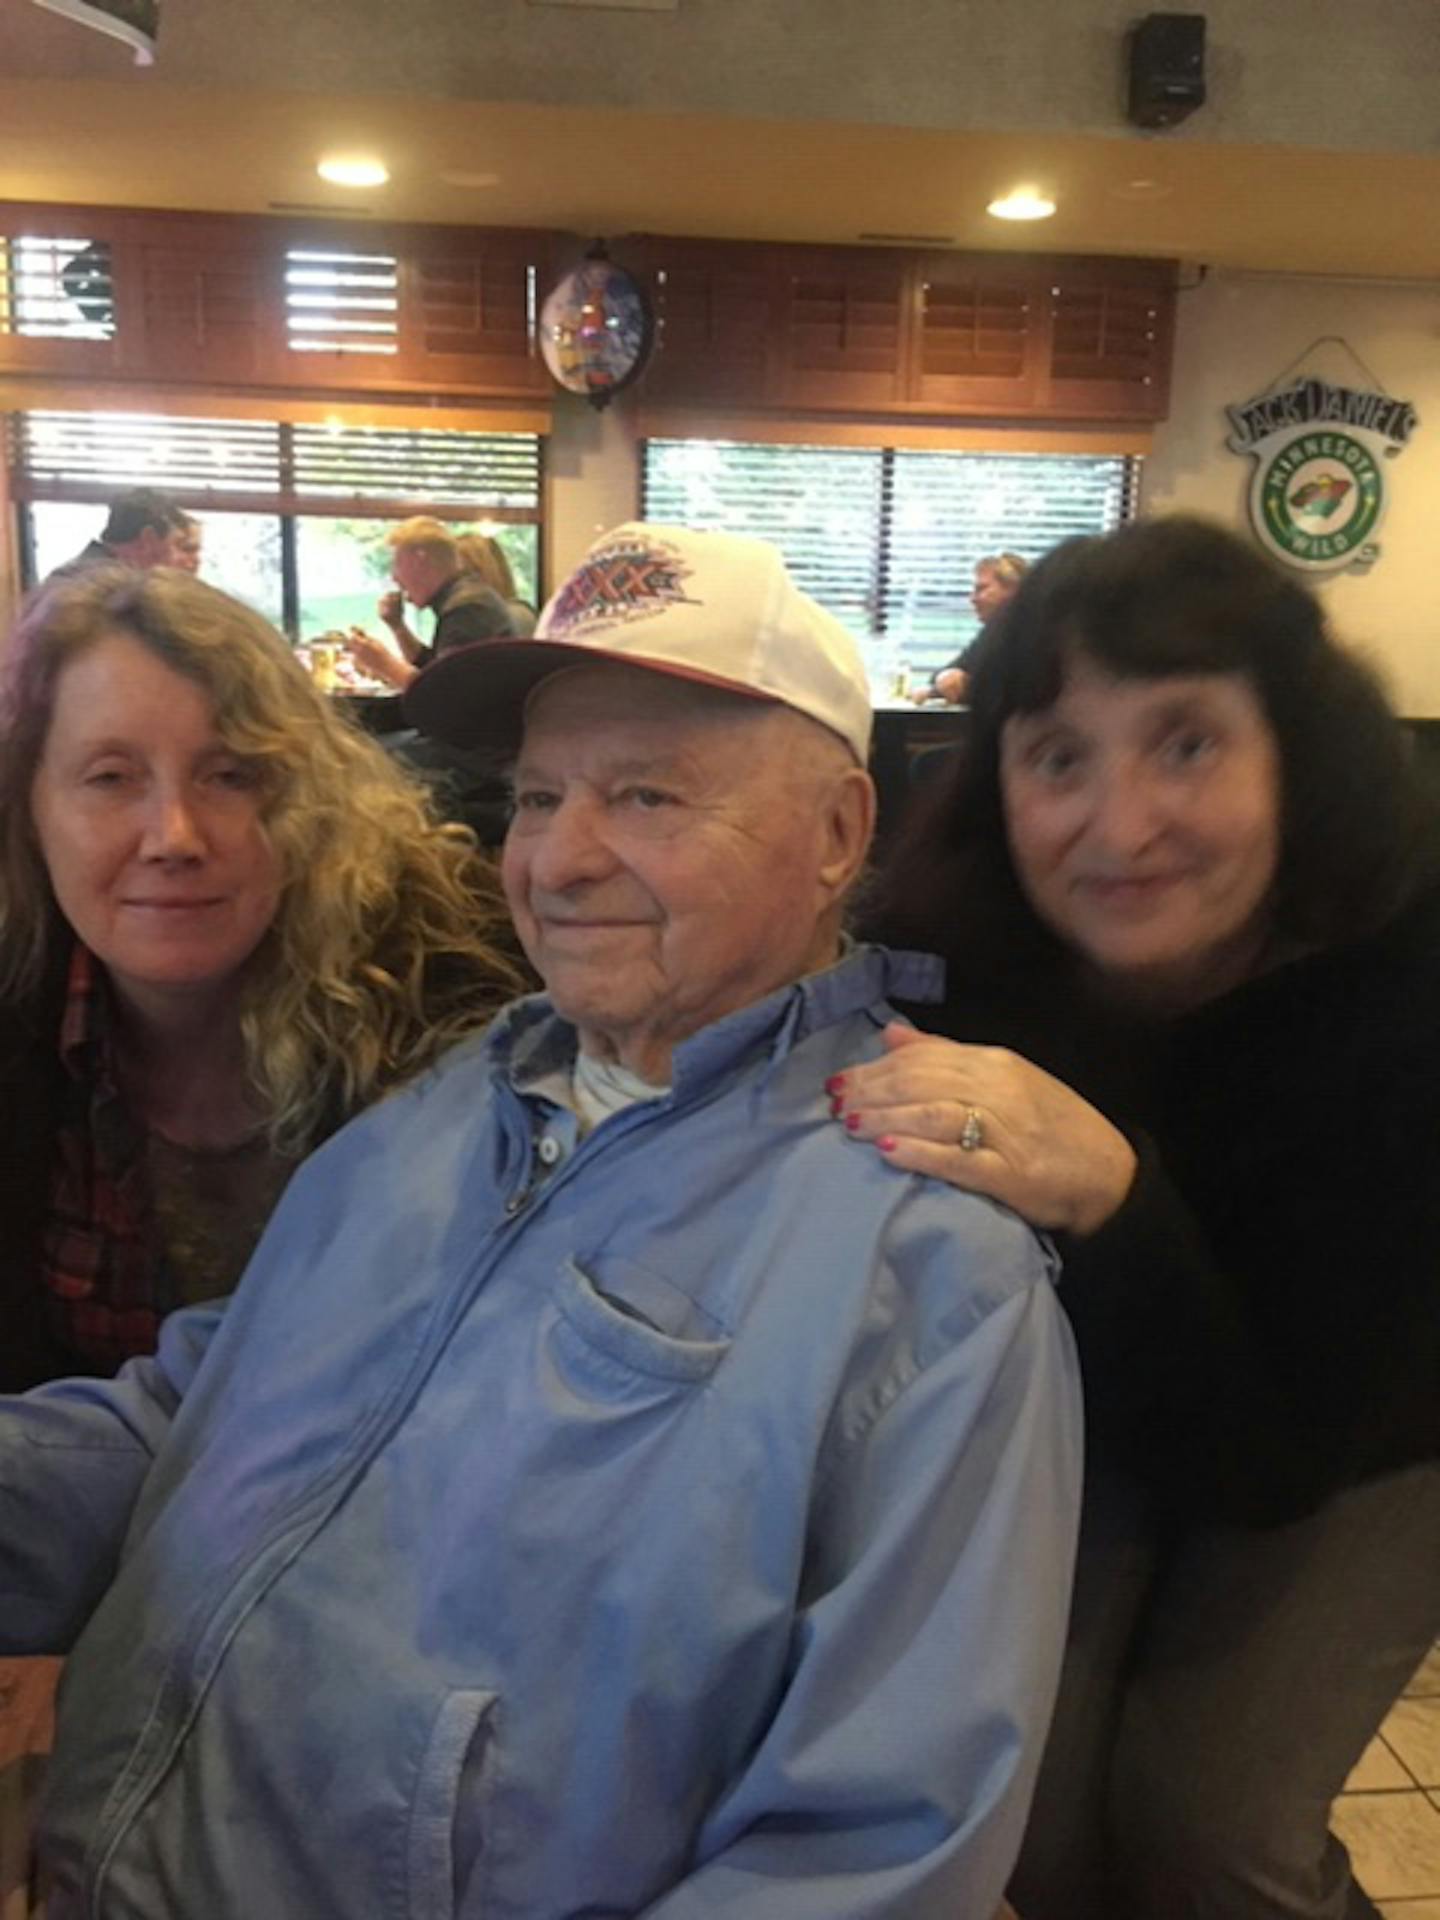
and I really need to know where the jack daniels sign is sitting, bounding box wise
[1226,373,1418,574]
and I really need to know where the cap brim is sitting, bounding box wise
[401,637,773,755]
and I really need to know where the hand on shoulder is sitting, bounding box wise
[828,1023,1136,1236]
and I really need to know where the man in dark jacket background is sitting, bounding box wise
[48,489,189,580]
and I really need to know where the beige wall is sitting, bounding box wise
[544,392,643,589]
[1144,269,1440,715]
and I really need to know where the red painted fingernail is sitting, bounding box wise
[876,1135,897,1152]
[845,1112,863,1132]
[825,1074,846,1095]
[829,1095,845,1117]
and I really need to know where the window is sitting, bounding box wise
[640,440,883,633]
[644,438,1139,677]
[0,237,116,340]
[27,501,284,624]
[9,408,544,636]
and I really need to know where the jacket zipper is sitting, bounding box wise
[80,1081,679,1911]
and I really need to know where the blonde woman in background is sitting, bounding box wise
[455,529,537,636]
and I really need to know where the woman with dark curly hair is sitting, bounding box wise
[832,516,1440,1919]
[0,564,527,1390]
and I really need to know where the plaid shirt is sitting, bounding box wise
[40,947,169,1373]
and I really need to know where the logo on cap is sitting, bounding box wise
[544,536,698,637]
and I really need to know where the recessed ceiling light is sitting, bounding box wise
[316,155,390,190]
[438,169,502,189]
[1108,177,1174,203]
[986,188,1057,222]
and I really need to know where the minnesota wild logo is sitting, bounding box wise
[1227,374,1417,574]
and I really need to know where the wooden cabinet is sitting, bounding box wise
[0,204,1175,425]
[632,235,1176,425]
[0,204,554,400]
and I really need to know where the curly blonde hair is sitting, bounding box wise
[0,566,527,1153]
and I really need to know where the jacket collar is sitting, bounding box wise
[496,943,944,1100]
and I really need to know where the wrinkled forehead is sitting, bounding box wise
[520,659,774,750]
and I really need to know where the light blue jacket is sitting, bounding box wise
[1,946,1081,1919]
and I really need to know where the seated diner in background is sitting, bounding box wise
[1,523,1081,1918]
[344,515,517,692]
[922,550,1029,705]
[44,487,191,583]
[170,510,202,576]
[836,515,1440,1920]
[0,563,524,1390]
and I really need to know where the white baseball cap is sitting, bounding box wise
[403,522,873,763]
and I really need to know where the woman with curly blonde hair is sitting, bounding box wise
[0,564,527,1390]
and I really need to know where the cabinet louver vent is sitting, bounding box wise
[787,275,903,377]
[1051,282,1161,386]
[285,249,399,355]
[920,279,1030,381]
[415,254,535,359]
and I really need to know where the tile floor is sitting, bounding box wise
[1335,1641,1440,1915]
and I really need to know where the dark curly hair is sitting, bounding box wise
[876,515,1440,988]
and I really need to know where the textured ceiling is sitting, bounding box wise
[2,0,1439,280]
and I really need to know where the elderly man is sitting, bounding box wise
[346,514,514,691]
[46,487,189,580]
[0,524,1080,1918]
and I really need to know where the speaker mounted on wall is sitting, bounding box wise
[1127,12,1207,129]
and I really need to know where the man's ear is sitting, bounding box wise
[816,767,876,904]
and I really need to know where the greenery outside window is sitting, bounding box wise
[10,410,543,639]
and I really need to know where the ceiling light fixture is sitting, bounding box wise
[986,188,1057,222]
[1108,177,1174,203]
[316,155,390,190]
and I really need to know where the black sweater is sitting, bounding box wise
[0,949,83,1390]
[896,882,1440,1527]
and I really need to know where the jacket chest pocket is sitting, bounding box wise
[550,1256,730,1391]
[406,1689,500,1920]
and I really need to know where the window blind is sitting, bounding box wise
[291,422,541,509]
[643,439,885,631]
[887,450,1139,661]
[13,411,281,495]
[643,436,1138,673]
[10,412,542,515]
